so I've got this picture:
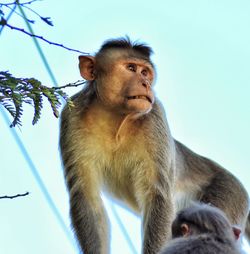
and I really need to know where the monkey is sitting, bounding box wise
[59,37,250,254]
[159,203,241,254]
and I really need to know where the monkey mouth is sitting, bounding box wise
[127,95,152,103]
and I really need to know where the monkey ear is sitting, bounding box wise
[180,223,190,237]
[232,226,241,240]
[79,55,96,80]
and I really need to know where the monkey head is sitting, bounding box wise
[172,203,242,241]
[78,38,156,117]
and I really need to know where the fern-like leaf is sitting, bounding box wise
[0,71,80,127]
[42,88,61,118]
[32,93,43,125]
[0,98,16,118]
[11,92,23,127]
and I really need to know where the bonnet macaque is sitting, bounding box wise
[59,37,250,254]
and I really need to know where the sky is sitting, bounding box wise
[0,0,250,253]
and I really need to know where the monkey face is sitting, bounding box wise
[97,56,155,115]
[79,52,155,116]
[123,60,155,114]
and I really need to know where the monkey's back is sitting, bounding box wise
[173,139,249,227]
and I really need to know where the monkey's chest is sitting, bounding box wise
[103,146,146,205]
[86,134,148,210]
[81,117,153,210]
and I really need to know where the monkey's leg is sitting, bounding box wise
[68,170,110,254]
[142,187,174,254]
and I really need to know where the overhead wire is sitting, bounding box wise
[17,5,57,86]
[108,200,137,254]
[0,3,16,35]
[0,107,77,250]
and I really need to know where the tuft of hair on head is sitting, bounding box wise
[98,36,154,60]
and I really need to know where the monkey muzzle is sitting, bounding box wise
[127,95,152,103]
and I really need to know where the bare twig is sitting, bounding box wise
[0,0,39,6]
[4,5,35,23]
[22,4,45,20]
[53,80,87,90]
[0,18,89,55]
[0,191,29,199]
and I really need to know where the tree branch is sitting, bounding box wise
[0,18,88,55]
[53,80,86,90]
[0,0,39,6]
[0,191,29,199]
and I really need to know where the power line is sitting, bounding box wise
[108,201,138,254]
[0,4,16,35]
[0,107,77,250]
[17,4,57,86]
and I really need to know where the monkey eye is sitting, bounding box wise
[127,63,137,72]
[141,69,148,77]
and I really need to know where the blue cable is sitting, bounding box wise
[0,107,77,250]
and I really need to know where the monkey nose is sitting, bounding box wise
[142,80,151,92]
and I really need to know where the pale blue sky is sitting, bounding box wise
[0,0,250,253]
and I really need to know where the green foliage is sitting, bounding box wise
[0,71,76,127]
[0,1,87,127]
